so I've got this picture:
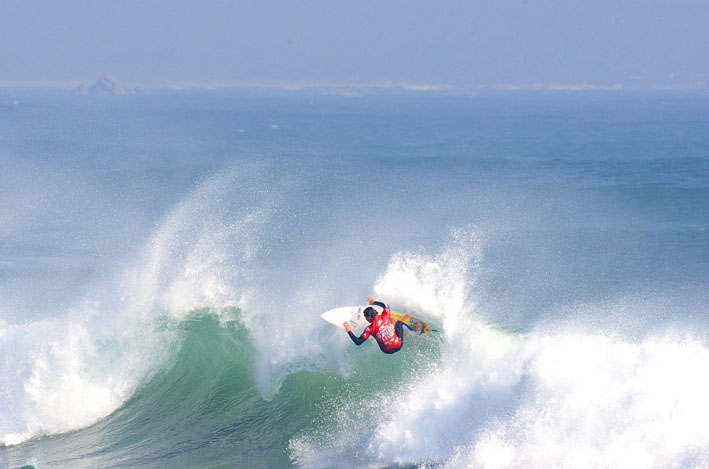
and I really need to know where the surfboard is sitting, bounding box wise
[320,305,431,335]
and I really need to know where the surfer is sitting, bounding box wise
[343,296,413,354]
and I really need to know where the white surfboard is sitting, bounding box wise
[320,305,382,335]
[321,305,432,335]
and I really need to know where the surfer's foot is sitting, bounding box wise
[411,320,424,334]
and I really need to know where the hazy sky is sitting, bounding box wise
[1,0,708,89]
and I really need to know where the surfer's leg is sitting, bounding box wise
[395,321,405,343]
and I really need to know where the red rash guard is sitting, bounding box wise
[348,302,403,353]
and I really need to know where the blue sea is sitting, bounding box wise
[0,89,708,468]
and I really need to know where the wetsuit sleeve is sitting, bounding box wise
[348,331,367,345]
[348,325,371,346]
[372,301,388,310]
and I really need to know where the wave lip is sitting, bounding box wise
[0,315,178,447]
[1,168,270,448]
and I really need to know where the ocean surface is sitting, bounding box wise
[0,89,707,468]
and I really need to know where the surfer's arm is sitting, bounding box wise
[366,296,389,311]
[347,324,371,346]
[348,331,367,345]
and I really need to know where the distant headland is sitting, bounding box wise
[75,74,148,96]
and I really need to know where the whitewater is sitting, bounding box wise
[0,90,707,468]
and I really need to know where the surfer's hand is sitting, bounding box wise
[366,296,375,304]
[343,321,352,332]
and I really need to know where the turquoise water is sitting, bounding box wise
[1,90,708,468]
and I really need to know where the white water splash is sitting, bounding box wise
[0,169,271,445]
[291,229,709,468]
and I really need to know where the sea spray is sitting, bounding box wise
[291,229,709,468]
[119,168,275,322]
[454,330,709,468]
[0,168,275,446]
[290,228,499,467]
[365,230,526,466]
[373,227,482,328]
[0,313,178,446]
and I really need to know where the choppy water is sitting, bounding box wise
[1,89,708,468]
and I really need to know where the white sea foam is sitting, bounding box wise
[290,229,709,468]
[0,315,176,446]
[449,330,709,468]
[0,169,270,445]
